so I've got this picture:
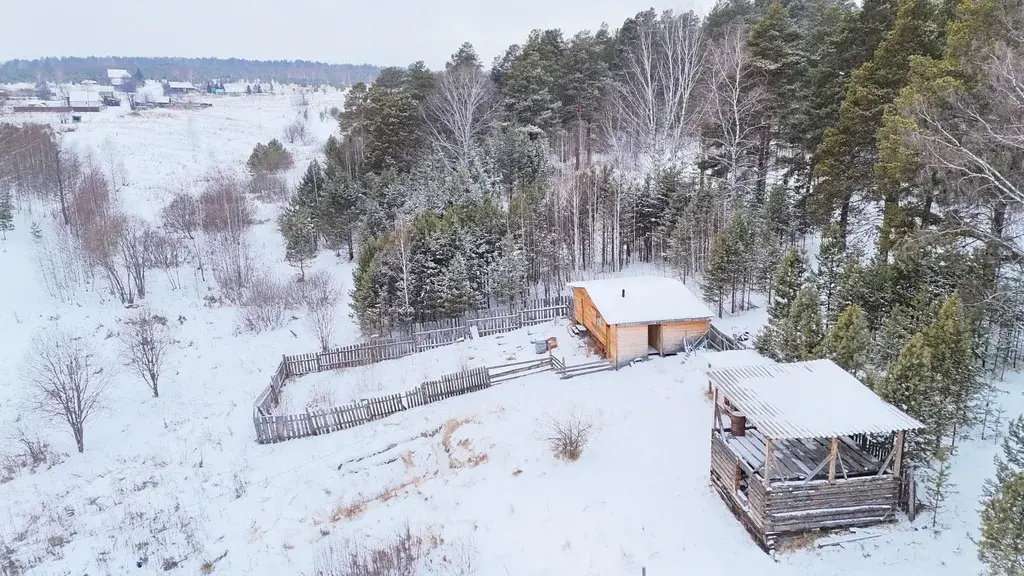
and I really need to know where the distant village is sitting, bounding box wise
[0,68,274,119]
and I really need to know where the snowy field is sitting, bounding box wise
[0,89,1022,575]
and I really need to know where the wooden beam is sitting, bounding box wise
[836,448,849,480]
[875,447,897,476]
[712,387,724,439]
[800,452,834,485]
[764,437,774,488]
[893,430,906,478]
[827,437,839,483]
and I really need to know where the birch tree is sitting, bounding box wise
[424,61,499,167]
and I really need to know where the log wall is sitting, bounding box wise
[763,475,900,535]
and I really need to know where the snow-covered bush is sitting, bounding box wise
[544,410,594,462]
[236,274,293,333]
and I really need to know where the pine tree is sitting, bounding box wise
[923,295,979,446]
[0,190,13,240]
[924,443,956,531]
[831,255,865,326]
[278,203,317,281]
[778,284,824,361]
[979,472,1024,576]
[815,223,845,327]
[879,332,940,459]
[702,228,733,318]
[824,304,871,378]
[756,247,808,356]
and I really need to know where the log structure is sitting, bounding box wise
[705,360,924,551]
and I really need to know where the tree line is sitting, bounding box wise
[0,56,381,87]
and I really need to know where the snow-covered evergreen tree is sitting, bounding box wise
[755,248,808,358]
[701,228,732,318]
[824,304,870,379]
[924,444,956,531]
[778,284,824,361]
[879,332,941,459]
[815,223,845,327]
[278,203,317,280]
[0,190,13,240]
[923,295,979,445]
[979,472,1024,576]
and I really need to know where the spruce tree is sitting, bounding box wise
[278,204,317,281]
[778,284,824,361]
[879,332,941,459]
[756,248,808,356]
[831,255,865,326]
[0,190,13,240]
[979,472,1024,576]
[924,443,956,531]
[824,304,871,378]
[701,228,732,318]
[815,223,845,327]
[923,295,979,445]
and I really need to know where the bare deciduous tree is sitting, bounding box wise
[23,329,108,453]
[161,192,200,240]
[121,310,173,398]
[613,10,706,168]
[301,272,341,351]
[119,218,152,300]
[425,64,499,166]
[703,24,768,199]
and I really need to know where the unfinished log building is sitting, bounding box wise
[705,359,924,551]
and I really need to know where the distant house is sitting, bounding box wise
[67,90,105,112]
[567,276,714,368]
[107,69,132,86]
[166,81,196,94]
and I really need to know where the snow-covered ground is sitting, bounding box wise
[0,89,1022,576]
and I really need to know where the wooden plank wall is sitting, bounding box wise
[661,320,711,355]
[763,475,900,535]
[615,324,649,367]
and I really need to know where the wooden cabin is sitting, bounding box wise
[705,359,924,551]
[568,276,713,368]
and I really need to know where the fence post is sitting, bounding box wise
[281,354,290,378]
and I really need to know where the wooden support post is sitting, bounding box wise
[764,437,774,488]
[712,388,723,439]
[893,430,905,477]
[827,437,839,483]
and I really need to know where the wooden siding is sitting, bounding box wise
[661,319,711,355]
[763,475,900,535]
[615,324,649,367]
[710,434,769,546]
[573,287,611,356]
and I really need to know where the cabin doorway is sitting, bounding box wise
[648,324,662,355]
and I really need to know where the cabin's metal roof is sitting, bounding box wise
[706,359,924,439]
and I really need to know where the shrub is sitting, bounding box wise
[247,172,290,203]
[198,176,254,237]
[314,526,423,576]
[0,432,65,484]
[246,139,294,174]
[545,411,594,462]
[237,274,292,333]
[283,120,310,145]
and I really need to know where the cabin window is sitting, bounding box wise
[595,314,604,329]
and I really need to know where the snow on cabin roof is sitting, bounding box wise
[107,69,131,78]
[68,91,102,103]
[706,359,924,440]
[167,81,194,89]
[567,276,713,325]
[698,349,776,370]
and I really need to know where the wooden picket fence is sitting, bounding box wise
[252,297,575,444]
[255,364,521,443]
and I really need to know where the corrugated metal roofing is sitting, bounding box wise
[706,359,924,439]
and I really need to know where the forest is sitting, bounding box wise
[270,0,1024,565]
[0,57,380,86]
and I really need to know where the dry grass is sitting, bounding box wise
[441,418,474,452]
[400,450,415,471]
[329,500,368,522]
[775,531,824,552]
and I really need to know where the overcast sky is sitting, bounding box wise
[0,0,716,69]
